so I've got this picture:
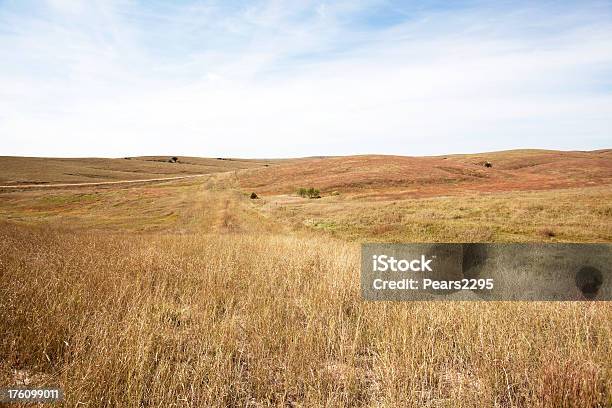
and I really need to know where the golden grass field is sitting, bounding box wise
[0,150,611,407]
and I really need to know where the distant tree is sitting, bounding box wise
[250,192,258,199]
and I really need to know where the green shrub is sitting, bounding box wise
[297,187,321,199]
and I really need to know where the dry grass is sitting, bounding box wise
[0,156,280,185]
[238,149,612,198]
[1,223,610,407]
[255,186,612,242]
[0,151,611,407]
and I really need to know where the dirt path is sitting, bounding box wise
[0,174,207,190]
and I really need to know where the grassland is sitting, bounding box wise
[240,149,612,243]
[0,156,281,185]
[252,186,612,242]
[0,150,611,407]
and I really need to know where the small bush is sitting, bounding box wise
[298,187,320,199]
[307,188,320,198]
[250,192,258,199]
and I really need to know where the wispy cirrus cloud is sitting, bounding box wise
[1,0,611,157]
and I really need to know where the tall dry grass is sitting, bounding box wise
[258,187,612,243]
[1,222,610,407]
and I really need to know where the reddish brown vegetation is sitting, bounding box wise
[238,150,612,199]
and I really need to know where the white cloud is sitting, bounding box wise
[1,1,611,157]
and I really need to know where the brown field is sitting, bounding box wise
[239,149,612,198]
[0,150,611,407]
[0,156,283,185]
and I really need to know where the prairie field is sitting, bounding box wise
[0,156,282,186]
[0,150,611,407]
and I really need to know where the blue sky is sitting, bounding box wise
[1,0,611,157]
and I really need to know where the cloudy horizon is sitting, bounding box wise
[1,0,611,158]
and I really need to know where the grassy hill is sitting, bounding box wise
[0,149,610,406]
[238,149,612,198]
[0,156,281,185]
[238,149,612,242]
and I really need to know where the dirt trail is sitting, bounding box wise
[0,174,207,190]
[195,171,298,235]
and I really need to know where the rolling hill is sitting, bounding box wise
[0,148,611,406]
[238,149,612,199]
[0,156,281,185]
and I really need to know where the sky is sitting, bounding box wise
[1,0,611,158]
